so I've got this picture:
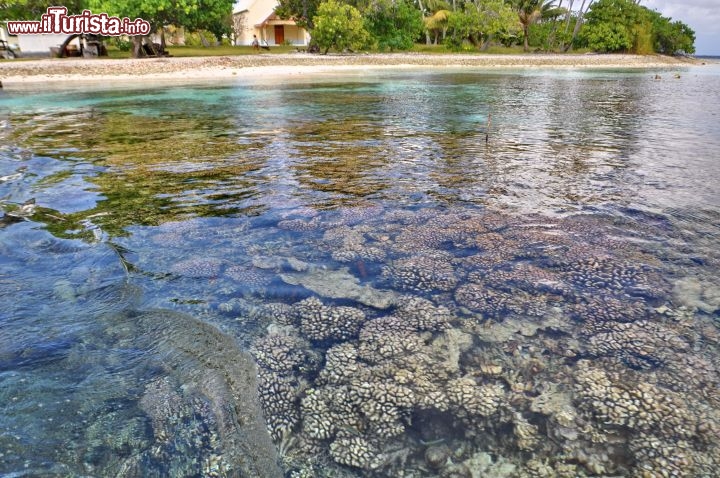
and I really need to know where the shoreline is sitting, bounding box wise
[0,53,702,87]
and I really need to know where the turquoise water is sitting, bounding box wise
[1,65,720,477]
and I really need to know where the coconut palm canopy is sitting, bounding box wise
[510,0,565,50]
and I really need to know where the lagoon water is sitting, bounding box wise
[1,64,720,477]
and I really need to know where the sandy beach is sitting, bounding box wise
[0,53,701,87]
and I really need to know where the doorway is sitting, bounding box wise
[274,25,284,45]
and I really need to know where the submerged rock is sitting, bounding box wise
[131,309,283,478]
[280,266,398,309]
[673,277,720,314]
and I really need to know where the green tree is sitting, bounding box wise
[0,0,87,20]
[183,0,234,41]
[312,0,370,54]
[652,15,695,55]
[528,17,572,51]
[364,0,424,51]
[579,0,644,52]
[446,0,518,51]
[88,0,233,57]
[580,0,695,54]
[509,0,564,52]
[276,0,321,30]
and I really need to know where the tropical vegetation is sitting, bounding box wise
[282,0,695,54]
[578,0,695,54]
[311,0,370,54]
[1,0,696,56]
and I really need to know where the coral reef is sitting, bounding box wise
[257,369,303,441]
[170,257,224,278]
[251,334,312,374]
[382,251,458,292]
[294,297,366,342]
[454,283,547,318]
[447,377,506,419]
[235,206,719,478]
[225,264,273,290]
[573,360,719,477]
[559,257,667,299]
[583,320,689,369]
[278,216,322,232]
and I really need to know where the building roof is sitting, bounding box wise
[254,12,296,27]
[233,0,256,14]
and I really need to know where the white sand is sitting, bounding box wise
[0,53,701,88]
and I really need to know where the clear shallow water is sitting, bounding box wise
[1,66,720,477]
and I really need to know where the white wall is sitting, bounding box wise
[17,34,68,56]
[233,0,309,46]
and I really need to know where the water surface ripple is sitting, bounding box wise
[1,66,719,477]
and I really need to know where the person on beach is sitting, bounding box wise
[252,35,259,51]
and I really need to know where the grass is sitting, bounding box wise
[103,44,301,59]
[1,43,596,62]
[167,44,301,56]
[410,43,525,54]
[410,43,592,55]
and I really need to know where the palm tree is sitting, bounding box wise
[511,0,565,52]
[418,0,452,45]
[425,8,452,45]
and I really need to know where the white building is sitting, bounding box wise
[17,33,72,57]
[233,0,310,46]
[0,23,77,57]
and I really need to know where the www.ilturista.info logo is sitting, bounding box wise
[5,6,151,36]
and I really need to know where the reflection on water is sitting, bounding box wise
[1,67,720,477]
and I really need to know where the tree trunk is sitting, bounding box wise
[480,35,492,51]
[416,0,431,45]
[564,0,575,32]
[560,0,574,50]
[160,29,166,53]
[565,0,590,52]
[302,0,311,30]
[58,34,80,58]
[199,31,210,47]
[523,26,530,52]
[132,35,144,58]
[548,0,565,50]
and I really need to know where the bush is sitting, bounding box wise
[111,37,132,52]
[580,0,640,53]
[184,30,219,47]
[445,10,481,51]
[364,0,423,51]
[633,22,654,55]
[444,0,518,52]
[528,21,573,51]
[312,0,371,54]
[184,32,203,47]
